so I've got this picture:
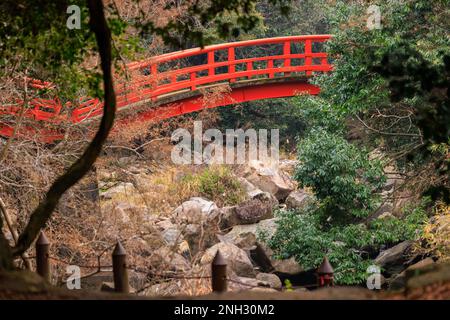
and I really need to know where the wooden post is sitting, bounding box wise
[112,241,129,293]
[284,41,291,76]
[36,231,50,281]
[246,61,253,80]
[190,72,197,90]
[208,51,215,76]
[268,59,274,78]
[305,39,312,76]
[228,47,236,83]
[211,250,227,293]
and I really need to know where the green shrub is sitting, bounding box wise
[294,128,386,221]
[263,200,428,285]
[181,165,246,206]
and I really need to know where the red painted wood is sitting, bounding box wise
[0,35,332,142]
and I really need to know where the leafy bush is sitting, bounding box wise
[294,128,386,221]
[180,166,246,206]
[264,200,428,285]
[414,202,450,261]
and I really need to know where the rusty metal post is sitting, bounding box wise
[112,241,129,293]
[211,250,227,293]
[36,231,50,281]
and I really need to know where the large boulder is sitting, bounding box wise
[149,247,191,272]
[222,219,302,275]
[155,220,184,247]
[389,258,435,290]
[172,197,219,225]
[222,218,278,250]
[285,190,314,211]
[256,273,282,290]
[278,159,299,176]
[271,257,303,275]
[201,242,255,277]
[183,223,219,256]
[219,193,277,230]
[245,160,296,201]
[374,241,414,275]
[219,200,274,230]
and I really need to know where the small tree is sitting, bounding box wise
[294,128,385,222]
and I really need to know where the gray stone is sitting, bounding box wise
[285,190,313,210]
[219,195,277,230]
[272,257,303,275]
[172,197,219,224]
[256,273,282,290]
[201,242,255,277]
[375,241,413,275]
[245,160,296,201]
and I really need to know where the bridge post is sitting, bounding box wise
[305,40,312,76]
[284,41,291,76]
[151,64,158,98]
[268,59,274,78]
[208,51,215,77]
[246,62,253,79]
[190,72,197,90]
[228,47,236,83]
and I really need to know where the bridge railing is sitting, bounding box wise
[1,36,332,133]
[72,35,332,122]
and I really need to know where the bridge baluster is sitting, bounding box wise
[151,64,158,100]
[247,61,253,79]
[208,51,215,76]
[268,59,274,79]
[228,47,236,83]
[305,39,312,76]
[284,41,291,76]
[190,72,196,91]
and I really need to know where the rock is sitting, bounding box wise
[256,273,282,290]
[219,195,277,230]
[118,156,137,166]
[249,287,279,293]
[150,247,191,272]
[248,189,279,206]
[272,257,303,275]
[223,218,278,250]
[184,223,218,256]
[285,190,313,210]
[100,182,136,200]
[237,177,258,194]
[145,281,181,297]
[375,241,414,275]
[229,276,272,291]
[245,160,296,201]
[172,197,219,224]
[219,202,271,230]
[405,261,450,296]
[374,202,394,217]
[201,242,255,277]
[154,219,184,246]
[278,159,299,176]
[389,258,435,290]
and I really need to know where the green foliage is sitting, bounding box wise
[181,166,246,206]
[265,200,428,284]
[295,128,385,220]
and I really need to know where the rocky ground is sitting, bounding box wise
[61,147,443,298]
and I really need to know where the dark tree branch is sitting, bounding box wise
[11,0,116,258]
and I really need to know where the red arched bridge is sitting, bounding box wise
[0,35,332,142]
